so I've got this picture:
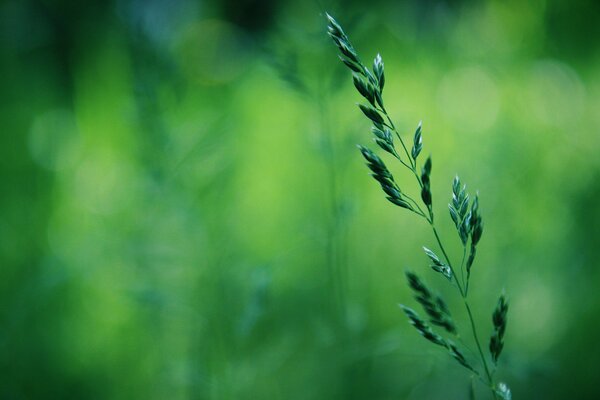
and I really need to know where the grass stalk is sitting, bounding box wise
[325,13,510,399]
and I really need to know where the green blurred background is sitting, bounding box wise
[1,0,600,398]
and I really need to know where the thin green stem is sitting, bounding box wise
[431,225,464,296]
[377,91,498,399]
[411,208,428,219]
[459,246,467,290]
[401,194,427,218]
[464,301,494,389]
[430,223,497,399]
[391,151,413,170]
[380,106,414,169]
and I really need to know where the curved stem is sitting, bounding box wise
[380,106,414,169]
[377,101,498,399]
[402,194,427,218]
[391,151,413,170]
[464,301,494,391]
[431,225,464,296]
[430,223,497,399]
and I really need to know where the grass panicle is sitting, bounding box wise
[423,246,452,280]
[411,122,423,161]
[490,294,509,364]
[495,382,512,400]
[449,176,471,246]
[405,271,456,334]
[358,145,412,210]
[400,304,475,372]
[326,13,510,399]
[400,305,447,347]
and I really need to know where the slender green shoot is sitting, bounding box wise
[326,13,511,400]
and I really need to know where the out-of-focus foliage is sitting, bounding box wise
[1,0,599,398]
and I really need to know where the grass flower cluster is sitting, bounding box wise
[326,13,510,399]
